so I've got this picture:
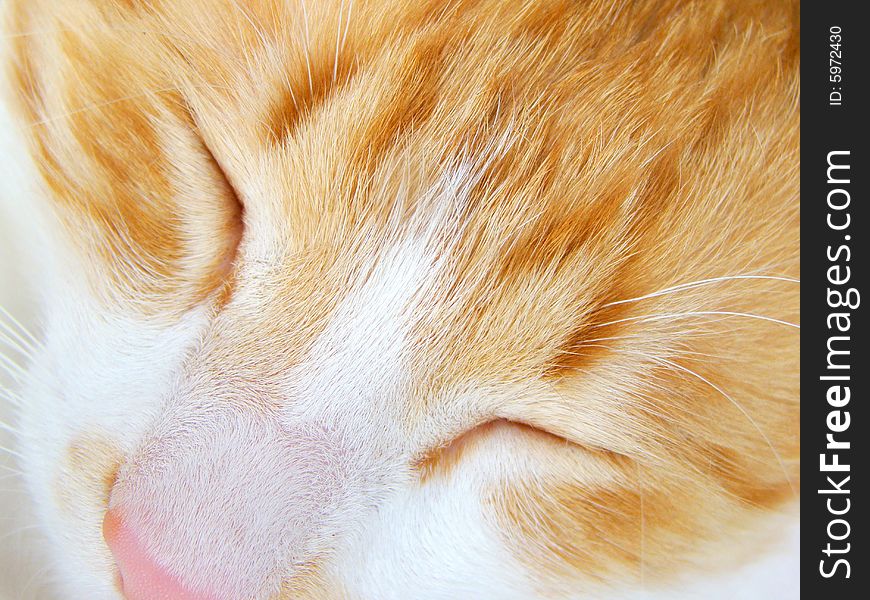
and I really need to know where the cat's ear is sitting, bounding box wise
[6,0,243,314]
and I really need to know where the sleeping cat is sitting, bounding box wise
[0,0,799,598]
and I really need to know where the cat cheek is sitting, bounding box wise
[51,432,124,582]
[54,433,122,524]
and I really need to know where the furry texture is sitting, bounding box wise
[1,0,799,598]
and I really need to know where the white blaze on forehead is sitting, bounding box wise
[282,159,493,427]
[284,237,436,427]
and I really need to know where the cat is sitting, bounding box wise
[0,0,799,599]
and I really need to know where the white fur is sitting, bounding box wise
[332,465,539,600]
[283,237,432,427]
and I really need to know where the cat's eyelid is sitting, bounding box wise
[184,99,246,212]
[184,103,246,287]
[417,417,584,469]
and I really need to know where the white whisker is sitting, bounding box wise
[30,86,181,128]
[575,343,797,500]
[650,354,796,497]
[227,0,270,49]
[0,444,24,461]
[594,311,799,330]
[0,356,26,384]
[1,391,23,410]
[0,420,22,437]
[0,464,25,478]
[0,524,42,545]
[0,331,32,362]
[300,0,314,96]
[341,0,354,71]
[0,305,39,350]
[333,0,344,83]
[21,563,54,600]
[604,274,799,308]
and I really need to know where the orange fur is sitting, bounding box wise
[5,0,799,596]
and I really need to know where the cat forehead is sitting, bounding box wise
[8,0,798,388]
[9,0,649,351]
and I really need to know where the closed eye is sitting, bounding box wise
[413,418,581,482]
[188,106,245,286]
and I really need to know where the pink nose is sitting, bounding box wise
[103,509,217,600]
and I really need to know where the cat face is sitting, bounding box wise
[3,0,799,598]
